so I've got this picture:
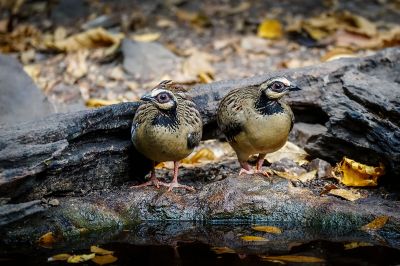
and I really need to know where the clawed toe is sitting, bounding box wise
[166,182,195,192]
[239,168,255,175]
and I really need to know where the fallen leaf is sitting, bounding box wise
[175,9,210,29]
[333,157,385,187]
[211,247,236,254]
[90,246,114,255]
[361,216,389,231]
[320,184,338,196]
[37,232,56,247]
[198,72,213,83]
[131,32,160,42]
[47,27,123,52]
[240,236,268,242]
[321,47,356,62]
[91,254,118,265]
[67,254,95,263]
[328,188,364,201]
[181,148,216,165]
[273,170,299,181]
[260,255,324,263]
[86,98,121,108]
[344,242,373,250]
[266,141,308,164]
[65,50,88,80]
[297,170,317,182]
[252,226,282,234]
[257,19,283,39]
[181,49,215,82]
[48,254,71,262]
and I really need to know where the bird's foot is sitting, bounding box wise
[255,168,273,177]
[130,177,168,189]
[166,182,195,192]
[239,168,255,175]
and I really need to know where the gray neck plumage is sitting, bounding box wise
[254,93,284,116]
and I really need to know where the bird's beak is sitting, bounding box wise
[140,94,153,102]
[289,84,301,91]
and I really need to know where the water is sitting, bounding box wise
[1,222,400,265]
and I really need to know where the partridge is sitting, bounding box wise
[131,80,202,191]
[217,77,300,175]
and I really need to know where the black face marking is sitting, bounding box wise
[224,123,243,142]
[187,131,201,149]
[152,109,179,129]
[255,93,284,116]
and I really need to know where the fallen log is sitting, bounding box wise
[0,48,399,231]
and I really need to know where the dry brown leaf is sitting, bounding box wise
[175,9,210,28]
[320,184,338,196]
[297,170,317,182]
[48,254,71,262]
[266,141,308,164]
[91,254,118,265]
[211,247,236,254]
[361,216,389,231]
[181,148,216,165]
[257,19,283,39]
[240,236,268,242]
[65,50,88,80]
[90,246,114,255]
[37,232,56,247]
[131,32,160,42]
[86,98,121,108]
[47,27,123,52]
[328,188,364,201]
[181,49,215,82]
[67,254,95,263]
[344,242,373,250]
[333,157,385,187]
[261,255,324,263]
[252,226,282,234]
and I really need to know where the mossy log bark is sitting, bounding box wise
[0,48,399,238]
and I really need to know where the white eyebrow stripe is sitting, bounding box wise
[150,89,169,97]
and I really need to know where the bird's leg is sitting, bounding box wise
[131,161,167,188]
[166,161,195,192]
[239,161,255,175]
[255,153,272,177]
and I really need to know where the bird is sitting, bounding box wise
[217,77,300,176]
[131,80,203,191]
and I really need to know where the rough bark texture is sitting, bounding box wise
[0,48,399,235]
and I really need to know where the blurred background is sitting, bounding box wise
[0,0,399,113]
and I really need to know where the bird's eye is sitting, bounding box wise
[156,92,170,103]
[271,82,284,92]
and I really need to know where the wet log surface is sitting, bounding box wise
[0,48,399,240]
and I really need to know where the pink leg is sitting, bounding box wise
[166,161,195,192]
[239,161,254,175]
[255,153,272,177]
[131,161,168,189]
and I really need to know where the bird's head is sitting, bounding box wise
[259,77,301,100]
[141,81,178,111]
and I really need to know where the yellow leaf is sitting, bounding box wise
[47,27,123,52]
[67,254,95,263]
[298,170,317,182]
[211,247,236,254]
[252,226,282,234]
[198,71,214,83]
[132,32,161,42]
[181,148,215,165]
[257,19,283,39]
[344,242,373,250]
[48,254,71,261]
[240,236,268,242]
[333,157,385,187]
[90,246,114,255]
[86,98,121,108]
[273,170,299,181]
[361,216,389,231]
[321,48,356,62]
[261,255,324,263]
[91,254,118,265]
[328,188,364,201]
[37,232,56,247]
[181,49,215,82]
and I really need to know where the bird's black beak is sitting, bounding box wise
[140,94,153,102]
[289,84,301,91]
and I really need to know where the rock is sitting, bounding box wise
[307,158,333,179]
[0,200,45,226]
[289,122,327,148]
[122,39,181,81]
[0,54,54,125]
